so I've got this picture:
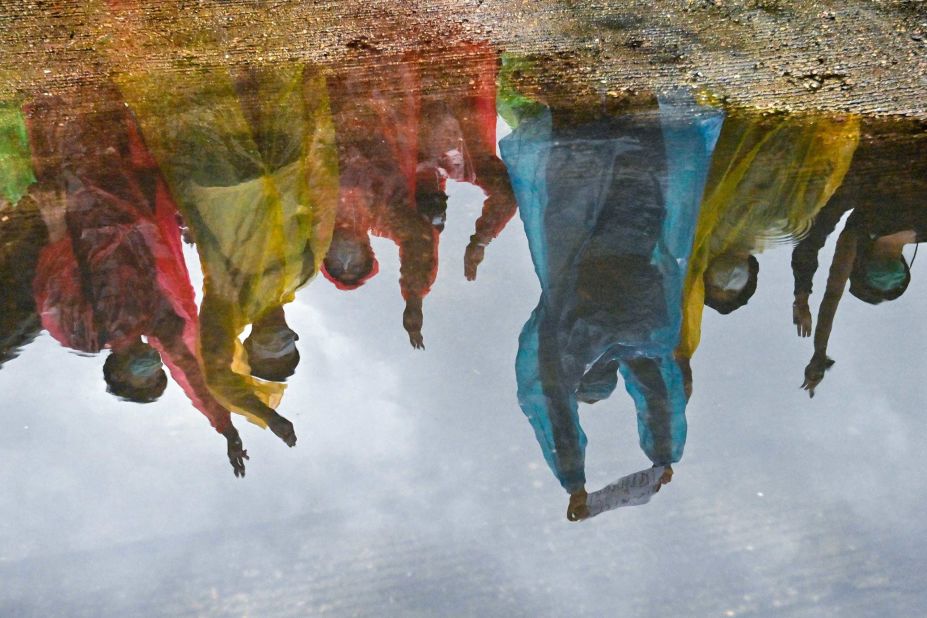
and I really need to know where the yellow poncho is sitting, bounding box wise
[677,112,860,359]
[118,63,338,425]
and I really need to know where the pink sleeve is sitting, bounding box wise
[33,237,100,353]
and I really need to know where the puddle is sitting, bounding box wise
[1,33,926,618]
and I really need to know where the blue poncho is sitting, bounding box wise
[502,92,722,492]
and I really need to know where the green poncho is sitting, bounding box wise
[0,104,36,205]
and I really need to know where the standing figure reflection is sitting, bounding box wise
[24,84,248,475]
[325,56,436,349]
[414,43,517,281]
[792,120,927,396]
[501,81,722,520]
[325,45,517,349]
[678,111,859,371]
[117,63,339,446]
[0,101,42,370]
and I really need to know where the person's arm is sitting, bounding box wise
[448,60,518,281]
[149,310,250,476]
[801,226,858,397]
[792,199,852,335]
[386,203,437,350]
[465,154,518,281]
[198,293,297,446]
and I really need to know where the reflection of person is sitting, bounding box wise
[677,112,859,371]
[118,63,339,443]
[501,82,722,521]
[325,57,436,349]
[414,43,518,281]
[791,120,927,396]
[24,85,248,475]
[324,45,517,348]
[0,103,42,370]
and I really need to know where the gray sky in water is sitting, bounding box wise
[2,128,927,616]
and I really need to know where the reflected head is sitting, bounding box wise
[103,342,167,403]
[704,254,759,315]
[322,231,379,290]
[849,248,910,305]
[244,324,300,382]
[416,189,448,232]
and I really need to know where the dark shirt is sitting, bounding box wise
[792,121,927,295]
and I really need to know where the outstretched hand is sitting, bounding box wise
[403,297,425,350]
[567,489,589,522]
[408,330,425,350]
[653,465,674,493]
[224,429,249,478]
[464,241,485,281]
[267,415,297,447]
[793,300,812,337]
[801,354,835,398]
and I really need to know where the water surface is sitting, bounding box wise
[1,39,926,617]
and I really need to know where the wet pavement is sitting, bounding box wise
[1,4,927,617]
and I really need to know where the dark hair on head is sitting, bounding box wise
[102,350,168,403]
[704,255,760,315]
[848,253,911,305]
[416,188,448,229]
[321,251,379,290]
[243,339,300,382]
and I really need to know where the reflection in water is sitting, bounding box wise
[0,102,42,368]
[22,82,249,475]
[793,121,927,396]
[0,45,925,524]
[500,78,722,520]
[323,44,516,349]
[118,63,336,449]
[681,112,860,363]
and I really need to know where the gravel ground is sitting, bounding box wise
[0,0,924,116]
